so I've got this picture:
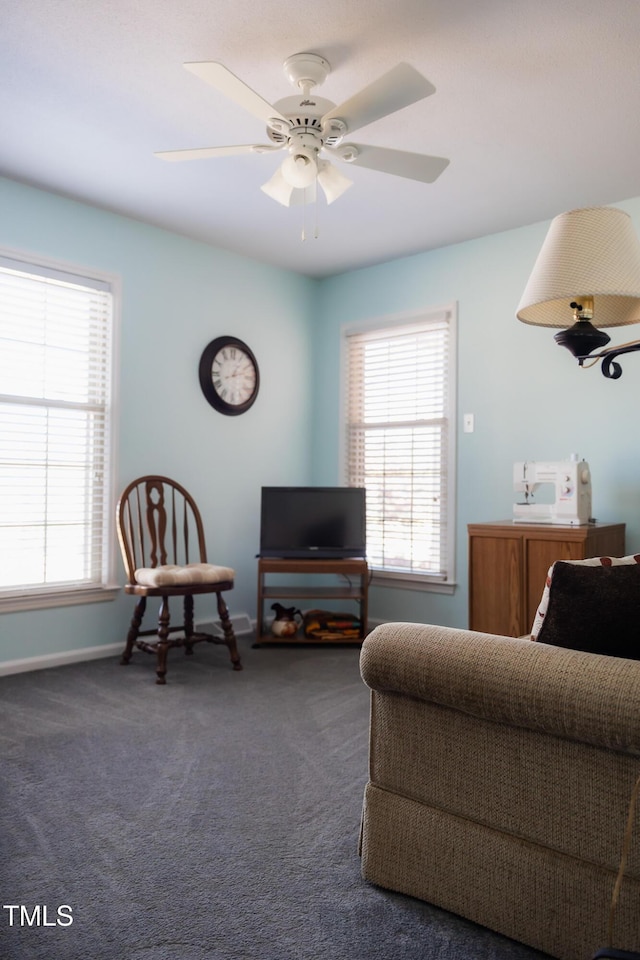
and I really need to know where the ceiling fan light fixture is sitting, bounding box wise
[281,148,318,188]
[317,159,353,204]
[260,167,298,206]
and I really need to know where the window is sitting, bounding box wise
[345,305,456,588]
[0,251,118,611]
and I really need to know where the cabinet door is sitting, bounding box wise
[524,538,583,633]
[469,535,523,636]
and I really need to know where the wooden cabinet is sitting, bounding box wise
[468,521,625,637]
[255,557,369,646]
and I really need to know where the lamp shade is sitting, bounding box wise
[516,207,640,328]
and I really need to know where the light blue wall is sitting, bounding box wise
[0,177,317,664]
[3,175,640,665]
[312,196,640,627]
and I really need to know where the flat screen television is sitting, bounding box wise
[259,486,366,559]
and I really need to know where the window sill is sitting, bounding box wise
[370,571,457,594]
[0,585,121,614]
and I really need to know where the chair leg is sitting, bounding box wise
[155,596,171,684]
[183,594,195,655]
[121,597,146,665]
[216,592,243,671]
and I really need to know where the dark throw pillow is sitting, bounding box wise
[536,560,640,659]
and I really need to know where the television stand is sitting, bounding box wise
[255,557,369,646]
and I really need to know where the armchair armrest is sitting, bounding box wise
[360,622,640,754]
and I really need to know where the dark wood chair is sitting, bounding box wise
[116,475,242,683]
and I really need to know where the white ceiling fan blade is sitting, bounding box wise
[155,144,279,162]
[343,145,449,183]
[321,63,435,136]
[184,62,288,127]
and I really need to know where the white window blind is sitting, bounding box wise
[0,253,114,603]
[345,309,455,583]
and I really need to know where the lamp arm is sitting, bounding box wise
[579,340,640,379]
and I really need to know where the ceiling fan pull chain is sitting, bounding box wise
[301,181,320,241]
[301,189,307,242]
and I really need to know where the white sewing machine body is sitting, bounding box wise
[513,456,592,526]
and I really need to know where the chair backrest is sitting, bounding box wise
[116,476,208,584]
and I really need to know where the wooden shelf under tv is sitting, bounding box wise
[255,556,369,647]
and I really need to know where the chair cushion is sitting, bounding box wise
[134,563,235,588]
[531,554,640,640]
[532,558,640,659]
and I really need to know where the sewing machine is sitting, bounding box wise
[513,455,592,525]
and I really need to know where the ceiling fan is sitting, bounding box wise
[155,53,449,207]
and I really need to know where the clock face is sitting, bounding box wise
[199,337,260,415]
[212,344,256,406]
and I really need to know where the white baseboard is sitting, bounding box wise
[0,612,362,677]
[0,642,122,677]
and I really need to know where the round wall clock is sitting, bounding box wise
[198,336,260,416]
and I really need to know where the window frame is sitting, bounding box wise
[341,303,457,593]
[0,246,121,613]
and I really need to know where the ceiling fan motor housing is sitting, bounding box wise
[267,96,345,148]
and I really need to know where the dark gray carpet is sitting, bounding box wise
[0,639,550,960]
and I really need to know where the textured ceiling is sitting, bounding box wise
[2,0,640,278]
